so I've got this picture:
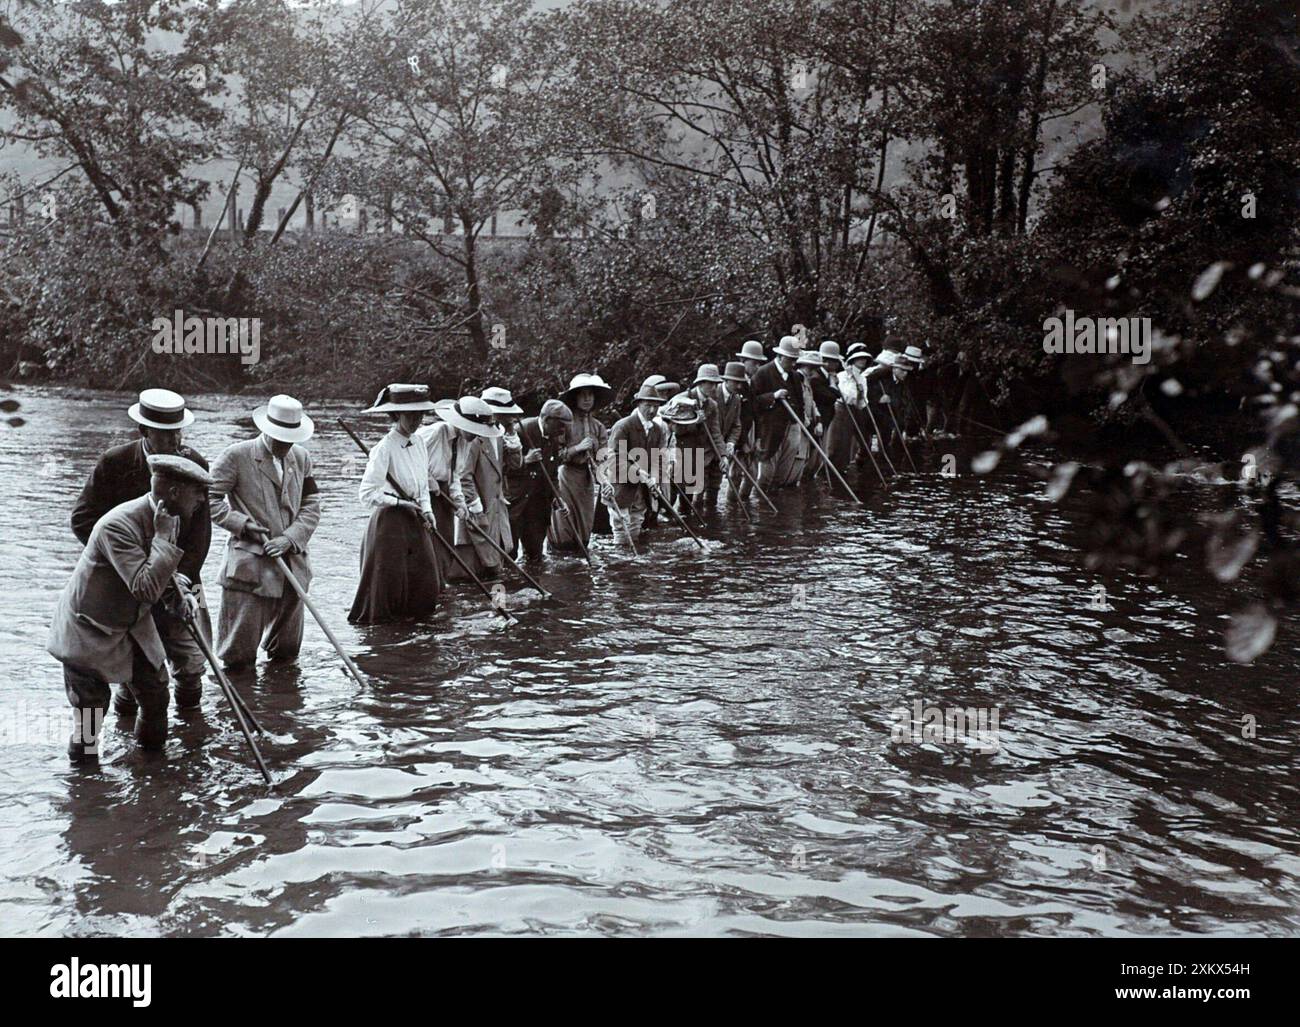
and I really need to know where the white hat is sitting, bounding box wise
[875,349,902,368]
[128,388,194,431]
[481,386,524,416]
[253,394,314,443]
[661,393,703,426]
[432,396,504,438]
[796,349,824,368]
[901,345,926,367]
[560,373,613,408]
[364,383,437,414]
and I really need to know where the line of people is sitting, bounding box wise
[46,333,931,761]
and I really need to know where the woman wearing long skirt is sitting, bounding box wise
[550,373,611,552]
[348,384,443,625]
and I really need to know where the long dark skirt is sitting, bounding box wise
[348,506,443,624]
[432,499,483,583]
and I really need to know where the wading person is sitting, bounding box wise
[898,346,934,436]
[510,399,573,560]
[819,342,857,473]
[601,381,668,548]
[876,349,920,452]
[552,373,611,552]
[454,395,518,580]
[637,375,679,531]
[49,455,212,761]
[720,361,754,504]
[750,335,809,489]
[416,398,473,581]
[209,395,321,670]
[795,347,826,482]
[687,363,729,509]
[659,393,706,514]
[835,344,875,467]
[348,384,442,625]
[70,388,211,712]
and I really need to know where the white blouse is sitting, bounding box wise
[359,427,433,515]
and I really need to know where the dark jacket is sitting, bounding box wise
[603,410,666,509]
[510,416,565,509]
[72,439,210,582]
[809,368,840,428]
[750,360,808,454]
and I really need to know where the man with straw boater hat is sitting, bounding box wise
[208,395,321,669]
[70,388,212,713]
[600,378,670,547]
[453,394,519,579]
[552,372,612,551]
[750,335,811,489]
[49,454,212,761]
[349,384,442,625]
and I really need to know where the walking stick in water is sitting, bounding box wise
[645,477,708,550]
[715,436,777,512]
[224,491,367,686]
[589,456,639,556]
[779,399,864,504]
[536,458,597,577]
[885,400,919,473]
[172,581,273,785]
[700,431,752,523]
[437,494,559,602]
[860,388,899,475]
[843,402,890,490]
[339,420,516,624]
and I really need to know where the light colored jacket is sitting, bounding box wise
[209,436,321,598]
[47,495,184,681]
[456,433,521,546]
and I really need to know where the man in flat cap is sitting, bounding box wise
[509,399,573,560]
[70,388,211,713]
[49,455,213,760]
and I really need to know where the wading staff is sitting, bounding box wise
[589,456,639,556]
[884,399,919,473]
[860,380,899,476]
[644,477,707,550]
[699,430,753,523]
[843,402,890,490]
[536,458,597,577]
[339,420,515,624]
[436,494,558,602]
[224,492,367,686]
[903,381,932,443]
[778,399,864,504]
[718,438,777,512]
[172,581,273,784]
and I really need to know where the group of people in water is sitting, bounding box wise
[45,332,931,762]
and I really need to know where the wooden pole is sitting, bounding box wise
[779,399,864,504]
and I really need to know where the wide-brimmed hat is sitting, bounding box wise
[633,381,668,404]
[845,343,872,364]
[253,394,314,443]
[481,385,524,416]
[129,388,194,431]
[539,399,573,423]
[796,348,824,368]
[560,373,612,409]
[774,335,801,360]
[875,349,903,368]
[432,396,504,438]
[660,394,702,426]
[722,361,748,383]
[693,363,724,385]
[736,340,766,361]
[364,383,436,414]
[147,453,212,487]
[900,345,927,367]
[819,340,843,364]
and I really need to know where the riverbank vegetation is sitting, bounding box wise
[1,0,1297,659]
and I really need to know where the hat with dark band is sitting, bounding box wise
[660,394,703,426]
[481,385,524,416]
[129,388,194,431]
[633,381,669,404]
[845,343,872,364]
[559,373,613,409]
[796,348,824,368]
[147,453,212,487]
[253,394,314,443]
[431,396,504,438]
[364,383,437,414]
[694,363,724,385]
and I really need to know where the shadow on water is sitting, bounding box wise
[0,387,1297,936]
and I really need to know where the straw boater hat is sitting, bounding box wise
[364,383,437,414]
[481,385,524,416]
[901,345,927,368]
[432,396,503,438]
[560,373,613,409]
[147,452,212,487]
[693,363,724,385]
[253,394,314,443]
[660,394,703,426]
[129,388,194,431]
[539,399,573,423]
[736,340,766,361]
[774,335,801,360]
[796,348,824,368]
[819,340,843,365]
[633,379,668,404]
[722,361,748,383]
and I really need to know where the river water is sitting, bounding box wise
[0,387,1296,937]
